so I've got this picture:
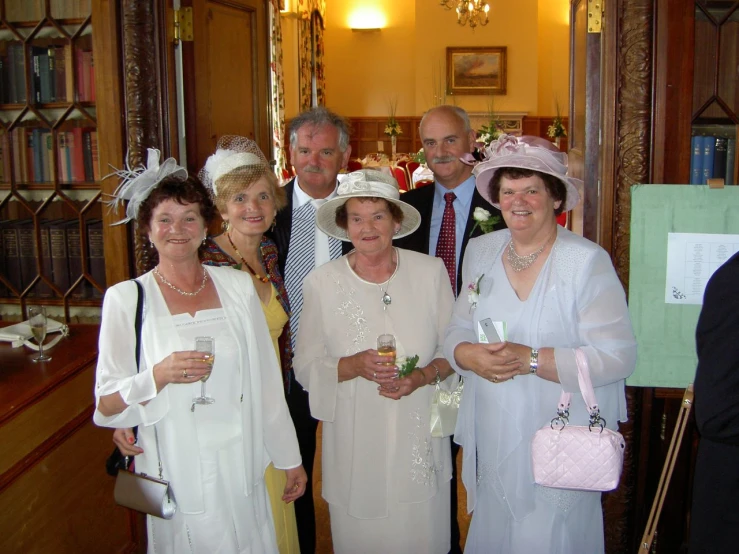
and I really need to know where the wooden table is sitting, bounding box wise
[0,325,144,553]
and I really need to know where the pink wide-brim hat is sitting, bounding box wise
[472,134,582,212]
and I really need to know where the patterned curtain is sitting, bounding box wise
[312,12,326,106]
[298,18,312,111]
[297,0,326,111]
[268,0,287,176]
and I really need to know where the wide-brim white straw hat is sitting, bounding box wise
[315,169,421,241]
[472,134,582,212]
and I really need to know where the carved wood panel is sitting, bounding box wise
[601,1,654,553]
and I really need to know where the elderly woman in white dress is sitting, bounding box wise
[443,135,637,553]
[293,170,458,553]
[94,151,305,553]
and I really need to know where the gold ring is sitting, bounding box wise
[492,375,498,383]
[183,370,188,378]
[373,371,377,379]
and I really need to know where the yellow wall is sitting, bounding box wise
[282,0,570,118]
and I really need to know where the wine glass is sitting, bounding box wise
[376,334,396,367]
[192,336,215,405]
[28,306,52,363]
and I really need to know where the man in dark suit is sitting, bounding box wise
[272,106,353,554]
[395,105,505,554]
[690,251,739,554]
[395,105,505,295]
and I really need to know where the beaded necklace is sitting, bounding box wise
[226,231,270,283]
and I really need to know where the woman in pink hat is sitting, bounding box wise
[443,135,637,553]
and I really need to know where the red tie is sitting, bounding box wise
[436,191,457,293]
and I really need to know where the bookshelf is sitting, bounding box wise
[0,0,126,323]
[654,1,739,185]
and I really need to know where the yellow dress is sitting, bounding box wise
[262,285,301,554]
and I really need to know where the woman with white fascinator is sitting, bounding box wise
[293,169,458,553]
[443,135,636,553]
[96,149,305,553]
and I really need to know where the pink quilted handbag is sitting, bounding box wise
[531,349,625,492]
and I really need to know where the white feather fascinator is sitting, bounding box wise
[105,149,188,225]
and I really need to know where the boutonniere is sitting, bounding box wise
[396,354,420,378]
[469,207,500,237]
[467,274,484,310]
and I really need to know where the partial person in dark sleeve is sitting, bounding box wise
[690,250,739,554]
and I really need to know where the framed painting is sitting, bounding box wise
[446,46,507,95]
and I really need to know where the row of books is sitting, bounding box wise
[690,135,736,185]
[5,1,90,23]
[0,218,105,299]
[0,128,99,184]
[0,42,95,105]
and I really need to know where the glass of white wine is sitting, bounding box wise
[28,306,52,363]
[192,336,215,405]
[377,334,396,367]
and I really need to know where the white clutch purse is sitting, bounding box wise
[430,378,464,438]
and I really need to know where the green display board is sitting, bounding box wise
[628,184,739,388]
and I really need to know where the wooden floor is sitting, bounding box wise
[312,422,471,553]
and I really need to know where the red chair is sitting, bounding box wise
[347,159,363,172]
[406,161,421,181]
[414,179,434,189]
[390,166,410,192]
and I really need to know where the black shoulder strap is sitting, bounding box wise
[133,279,144,371]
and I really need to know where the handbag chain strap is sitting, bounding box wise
[551,349,606,432]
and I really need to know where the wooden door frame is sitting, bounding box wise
[596,2,658,553]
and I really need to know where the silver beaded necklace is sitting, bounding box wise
[154,265,209,296]
[506,232,555,272]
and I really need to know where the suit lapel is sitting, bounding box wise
[274,179,295,274]
[416,185,435,255]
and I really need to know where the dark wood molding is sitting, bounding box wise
[611,0,653,293]
[121,0,169,167]
[602,2,654,553]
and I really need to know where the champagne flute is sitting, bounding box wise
[377,334,396,367]
[28,306,52,363]
[192,336,215,405]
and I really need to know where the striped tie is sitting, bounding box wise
[284,202,318,350]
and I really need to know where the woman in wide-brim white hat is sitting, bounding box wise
[293,169,458,553]
[443,135,637,553]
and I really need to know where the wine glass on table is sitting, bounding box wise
[28,306,52,363]
[192,336,215,405]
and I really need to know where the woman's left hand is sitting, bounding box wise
[282,465,308,503]
[378,370,425,400]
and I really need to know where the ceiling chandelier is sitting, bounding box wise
[440,0,490,29]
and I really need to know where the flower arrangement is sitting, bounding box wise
[413,148,426,164]
[547,101,567,139]
[469,207,500,237]
[478,118,503,147]
[467,274,484,309]
[396,354,420,378]
[384,98,402,137]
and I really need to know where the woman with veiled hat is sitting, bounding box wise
[443,135,637,553]
[95,150,305,553]
[293,169,458,553]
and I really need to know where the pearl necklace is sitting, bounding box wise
[154,265,209,296]
[506,232,555,272]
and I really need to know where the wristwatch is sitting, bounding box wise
[529,348,539,375]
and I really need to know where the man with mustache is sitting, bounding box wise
[273,106,354,554]
[394,105,505,554]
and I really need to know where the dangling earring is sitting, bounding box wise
[202,235,207,245]
[271,219,276,232]
[222,220,230,233]
[394,227,401,236]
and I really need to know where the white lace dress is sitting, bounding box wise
[293,248,457,554]
[444,227,636,554]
